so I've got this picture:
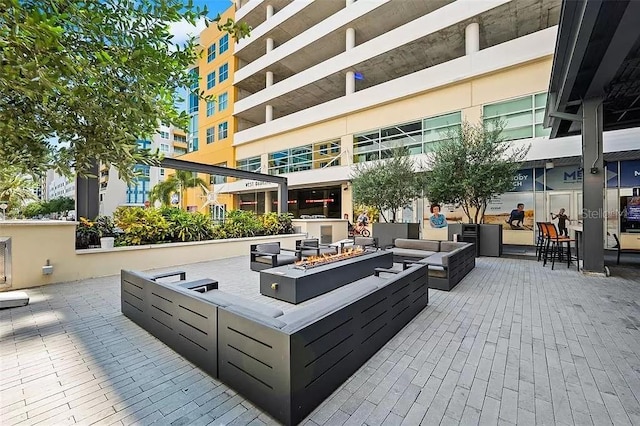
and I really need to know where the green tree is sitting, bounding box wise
[149,170,207,209]
[0,167,38,217]
[22,202,45,218]
[48,196,75,214]
[351,147,422,223]
[424,120,529,224]
[0,0,250,180]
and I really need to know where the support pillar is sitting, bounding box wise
[266,38,274,53]
[581,98,605,274]
[76,162,100,220]
[266,4,274,19]
[465,23,479,55]
[346,28,355,51]
[266,105,273,122]
[266,71,273,88]
[346,71,355,95]
[278,180,288,214]
[265,191,272,213]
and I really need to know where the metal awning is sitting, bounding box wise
[545,0,640,137]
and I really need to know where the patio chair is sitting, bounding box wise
[341,236,378,252]
[295,239,338,258]
[536,222,550,261]
[543,223,576,270]
[250,242,299,271]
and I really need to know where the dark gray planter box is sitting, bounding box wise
[373,222,420,248]
[479,224,503,257]
[448,224,480,257]
[260,251,392,304]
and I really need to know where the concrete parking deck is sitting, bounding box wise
[1,257,640,425]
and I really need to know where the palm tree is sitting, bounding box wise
[0,167,38,217]
[149,170,207,209]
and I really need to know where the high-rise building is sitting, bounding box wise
[99,125,187,216]
[207,0,639,247]
[180,6,238,221]
[45,170,75,201]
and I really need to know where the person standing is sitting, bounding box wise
[551,208,570,236]
[429,204,448,228]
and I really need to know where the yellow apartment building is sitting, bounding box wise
[181,6,237,220]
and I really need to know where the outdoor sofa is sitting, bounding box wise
[386,239,476,291]
[121,264,429,425]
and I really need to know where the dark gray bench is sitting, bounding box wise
[121,264,429,425]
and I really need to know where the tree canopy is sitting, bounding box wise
[424,120,529,224]
[351,147,423,223]
[149,170,207,209]
[0,0,250,181]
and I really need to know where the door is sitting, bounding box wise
[547,192,572,226]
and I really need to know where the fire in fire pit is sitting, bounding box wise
[294,247,366,269]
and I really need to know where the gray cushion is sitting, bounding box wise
[224,305,287,329]
[428,265,447,278]
[440,242,468,252]
[390,248,436,259]
[195,290,284,318]
[279,281,379,332]
[354,237,376,247]
[394,239,440,251]
[256,243,280,254]
[424,252,449,267]
[275,254,298,266]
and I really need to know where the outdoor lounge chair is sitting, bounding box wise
[250,242,299,271]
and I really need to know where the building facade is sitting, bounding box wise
[200,0,637,247]
[179,6,238,221]
[99,125,187,216]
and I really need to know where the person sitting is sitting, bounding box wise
[506,203,525,228]
[429,204,448,228]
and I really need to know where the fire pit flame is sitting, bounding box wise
[294,247,365,269]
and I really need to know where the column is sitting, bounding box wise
[340,134,354,219]
[266,38,274,53]
[278,180,289,214]
[346,28,355,51]
[265,191,272,213]
[346,71,355,95]
[465,23,479,55]
[266,4,274,19]
[266,71,273,88]
[265,105,273,122]
[76,161,99,220]
[581,97,605,274]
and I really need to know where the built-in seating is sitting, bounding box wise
[250,242,299,271]
[121,264,429,426]
[388,239,476,291]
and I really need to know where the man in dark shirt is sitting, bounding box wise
[551,208,569,236]
[506,203,525,228]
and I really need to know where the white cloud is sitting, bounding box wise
[168,17,207,46]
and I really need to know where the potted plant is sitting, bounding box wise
[351,146,422,247]
[95,216,117,248]
[424,119,529,256]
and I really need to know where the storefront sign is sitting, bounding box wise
[607,162,618,188]
[620,160,640,188]
[485,192,535,229]
[543,165,583,190]
[245,180,271,188]
[511,169,533,192]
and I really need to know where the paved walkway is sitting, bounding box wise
[1,257,640,425]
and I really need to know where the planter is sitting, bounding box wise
[100,237,115,249]
[373,222,420,248]
[448,224,480,257]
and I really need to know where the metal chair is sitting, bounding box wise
[543,223,576,270]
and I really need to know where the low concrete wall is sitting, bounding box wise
[0,220,304,290]
[292,219,348,243]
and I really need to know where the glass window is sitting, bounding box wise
[206,100,215,117]
[236,156,261,172]
[218,92,228,111]
[268,145,314,174]
[188,114,198,152]
[160,169,165,176]
[173,134,186,143]
[160,143,170,152]
[188,68,199,113]
[207,43,216,62]
[219,63,229,83]
[206,71,216,90]
[312,140,340,168]
[483,93,550,141]
[206,127,215,144]
[159,131,169,139]
[218,121,228,139]
[210,162,227,184]
[219,34,229,54]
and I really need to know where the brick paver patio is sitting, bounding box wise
[1,256,640,425]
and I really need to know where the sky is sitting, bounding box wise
[168,0,234,46]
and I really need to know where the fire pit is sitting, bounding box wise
[260,250,393,304]
[294,247,365,269]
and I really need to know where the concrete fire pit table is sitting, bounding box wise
[260,250,393,304]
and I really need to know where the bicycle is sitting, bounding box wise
[349,222,370,237]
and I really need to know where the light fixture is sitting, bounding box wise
[545,160,554,170]
[354,72,364,81]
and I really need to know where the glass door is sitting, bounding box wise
[547,192,573,231]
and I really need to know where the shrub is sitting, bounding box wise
[76,217,100,249]
[260,212,295,235]
[219,210,264,238]
[159,207,214,242]
[113,207,170,245]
